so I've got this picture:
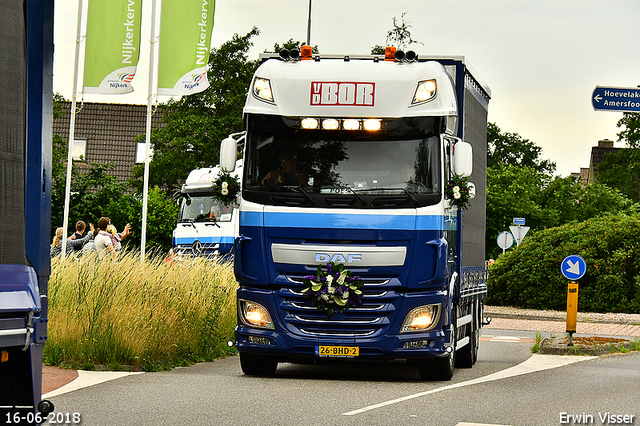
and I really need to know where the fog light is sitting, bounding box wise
[240,300,275,329]
[401,304,440,332]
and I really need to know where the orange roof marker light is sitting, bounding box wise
[301,45,313,60]
[385,46,397,61]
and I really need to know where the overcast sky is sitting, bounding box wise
[53,0,640,177]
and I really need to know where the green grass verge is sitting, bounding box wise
[44,251,238,371]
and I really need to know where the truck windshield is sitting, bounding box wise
[178,195,235,222]
[243,115,443,208]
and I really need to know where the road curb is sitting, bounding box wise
[539,336,636,356]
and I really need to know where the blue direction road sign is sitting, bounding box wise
[561,255,587,281]
[513,217,526,226]
[592,86,640,112]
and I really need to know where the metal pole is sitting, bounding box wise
[141,0,159,262]
[61,0,84,258]
[306,0,312,46]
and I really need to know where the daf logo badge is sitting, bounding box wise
[192,240,203,256]
[315,253,363,263]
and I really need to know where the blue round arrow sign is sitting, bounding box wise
[561,255,587,280]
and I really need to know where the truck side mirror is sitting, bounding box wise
[219,137,237,172]
[453,141,473,177]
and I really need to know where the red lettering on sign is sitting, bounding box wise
[310,82,375,106]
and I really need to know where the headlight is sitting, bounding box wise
[253,77,274,103]
[400,304,440,332]
[239,300,275,329]
[412,79,437,104]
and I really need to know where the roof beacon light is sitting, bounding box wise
[412,80,437,104]
[363,119,382,131]
[301,45,313,60]
[385,46,396,61]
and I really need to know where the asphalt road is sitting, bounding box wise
[44,330,639,426]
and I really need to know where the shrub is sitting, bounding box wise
[45,251,237,371]
[487,214,640,313]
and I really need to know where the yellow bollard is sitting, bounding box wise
[566,281,579,345]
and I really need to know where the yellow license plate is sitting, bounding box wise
[315,345,359,357]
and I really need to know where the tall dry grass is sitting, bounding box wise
[45,251,237,371]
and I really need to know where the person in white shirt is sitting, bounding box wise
[94,217,116,255]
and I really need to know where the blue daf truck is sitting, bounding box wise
[221,47,491,380]
[1,0,55,423]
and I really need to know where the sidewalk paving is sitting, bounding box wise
[484,305,640,338]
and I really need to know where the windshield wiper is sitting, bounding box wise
[280,185,316,205]
[179,219,197,230]
[354,187,421,207]
[205,216,221,228]
[340,186,368,206]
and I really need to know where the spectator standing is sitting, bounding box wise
[106,223,131,252]
[69,220,87,254]
[94,217,116,255]
[50,224,94,258]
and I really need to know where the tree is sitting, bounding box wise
[617,110,640,148]
[485,123,635,259]
[269,39,318,54]
[51,95,177,250]
[487,214,640,313]
[51,95,130,237]
[371,12,423,54]
[130,28,261,194]
[487,122,556,174]
[596,111,640,202]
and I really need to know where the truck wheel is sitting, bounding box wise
[239,353,278,376]
[456,325,478,368]
[418,323,456,381]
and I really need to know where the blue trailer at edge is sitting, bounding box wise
[221,48,491,381]
[1,1,55,423]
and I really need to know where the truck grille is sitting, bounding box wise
[174,242,220,258]
[275,279,401,338]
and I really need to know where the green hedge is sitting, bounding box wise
[487,214,640,313]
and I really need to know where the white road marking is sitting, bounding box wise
[43,370,144,398]
[342,354,595,416]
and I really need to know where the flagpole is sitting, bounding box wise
[141,0,160,262]
[306,0,312,46]
[61,0,85,258]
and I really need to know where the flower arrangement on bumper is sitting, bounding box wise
[211,171,240,206]
[445,174,475,210]
[302,262,364,316]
